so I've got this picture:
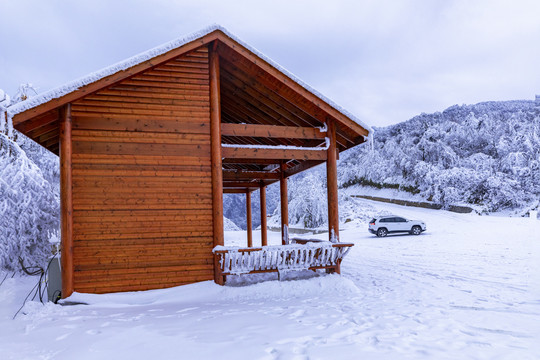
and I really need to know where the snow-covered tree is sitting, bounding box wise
[0,133,59,271]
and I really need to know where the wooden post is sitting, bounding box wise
[209,42,224,285]
[260,185,268,246]
[280,161,289,245]
[246,191,253,247]
[59,104,74,298]
[326,120,339,242]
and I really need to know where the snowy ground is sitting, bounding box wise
[1,199,539,359]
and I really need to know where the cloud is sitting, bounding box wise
[1,0,539,127]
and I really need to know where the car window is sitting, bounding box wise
[395,217,407,222]
[369,218,376,223]
[380,218,388,223]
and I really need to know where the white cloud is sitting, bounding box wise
[1,0,539,126]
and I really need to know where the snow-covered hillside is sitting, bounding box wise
[2,201,538,359]
[339,100,540,213]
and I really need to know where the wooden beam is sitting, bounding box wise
[222,158,279,165]
[260,185,268,246]
[221,123,326,139]
[223,170,280,180]
[210,42,224,285]
[59,104,74,298]
[222,146,327,161]
[280,161,288,245]
[327,120,339,242]
[224,188,254,194]
[223,181,266,188]
[246,191,253,247]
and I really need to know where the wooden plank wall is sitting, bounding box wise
[70,48,213,293]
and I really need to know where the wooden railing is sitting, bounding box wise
[213,243,353,284]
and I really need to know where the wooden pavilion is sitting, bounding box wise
[8,26,371,297]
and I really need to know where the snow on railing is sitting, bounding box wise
[213,243,353,275]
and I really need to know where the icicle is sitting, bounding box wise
[0,111,5,134]
[0,90,9,135]
[368,129,375,152]
[6,112,14,139]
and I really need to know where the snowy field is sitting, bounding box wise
[1,200,539,359]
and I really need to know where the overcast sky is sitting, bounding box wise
[1,0,539,126]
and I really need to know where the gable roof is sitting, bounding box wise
[8,25,371,138]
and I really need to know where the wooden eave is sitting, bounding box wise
[11,28,369,190]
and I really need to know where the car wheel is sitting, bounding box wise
[376,228,388,237]
[411,226,422,235]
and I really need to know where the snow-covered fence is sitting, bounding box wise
[213,242,353,282]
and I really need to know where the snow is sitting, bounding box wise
[1,200,539,359]
[6,25,372,137]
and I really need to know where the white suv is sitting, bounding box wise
[369,215,426,237]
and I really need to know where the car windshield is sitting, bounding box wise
[369,218,376,223]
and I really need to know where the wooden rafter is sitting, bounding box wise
[220,61,352,148]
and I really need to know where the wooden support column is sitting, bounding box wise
[260,185,268,246]
[246,191,253,247]
[209,42,224,285]
[280,161,289,245]
[59,104,74,298]
[326,120,339,242]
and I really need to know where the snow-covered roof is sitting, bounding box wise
[7,24,372,135]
